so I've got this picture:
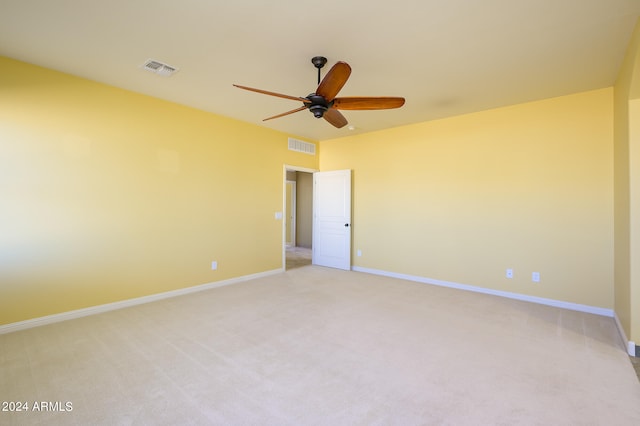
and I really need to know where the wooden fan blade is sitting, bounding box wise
[315,62,352,102]
[263,106,307,121]
[332,97,405,110]
[233,84,310,103]
[323,109,348,128]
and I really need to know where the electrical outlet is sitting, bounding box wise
[532,272,540,282]
[357,249,362,257]
[211,261,218,270]
[506,268,513,279]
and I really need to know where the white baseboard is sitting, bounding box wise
[352,266,615,317]
[0,268,283,335]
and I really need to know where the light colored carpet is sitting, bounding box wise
[1,266,639,425]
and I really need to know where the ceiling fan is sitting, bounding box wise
[233,56,405,128]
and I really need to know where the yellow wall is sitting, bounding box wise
[296,172,313,248]
[631,99,640,343]
[614,20,640,344]
[614,41,632,340]
[286,182,294,243]
[321,89,614,309]
[0,57,318,325]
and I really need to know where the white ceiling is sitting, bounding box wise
[1,1,639,141]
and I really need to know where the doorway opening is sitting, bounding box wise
[284,166,315,270]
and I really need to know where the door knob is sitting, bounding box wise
[344,223,350,227]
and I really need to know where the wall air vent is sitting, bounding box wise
[288,138,316,155]
[141,59,178,77]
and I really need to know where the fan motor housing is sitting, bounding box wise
[306,94,330,118]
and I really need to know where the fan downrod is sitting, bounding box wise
[311,56,327,85]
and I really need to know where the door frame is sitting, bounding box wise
[282,164,318,270]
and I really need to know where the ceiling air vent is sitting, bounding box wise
[288,138,316,155]
[141,59,178,77]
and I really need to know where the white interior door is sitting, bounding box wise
[312,170,351,270]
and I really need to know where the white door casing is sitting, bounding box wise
[312,170,352,270]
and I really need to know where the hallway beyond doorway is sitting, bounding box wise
[286,246,311,270]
